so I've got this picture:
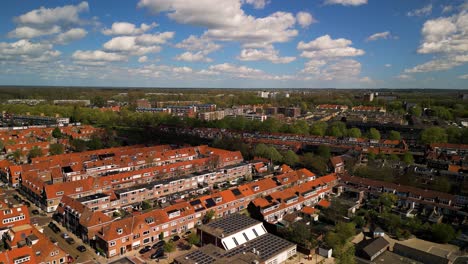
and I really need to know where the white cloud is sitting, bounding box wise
[385,64,392,67]
[301,60,327,74]
[396,74,414,80]
[407,4,432,17]
[403,9,468,74]
[103,32,174,55]
[138,0,298,47]
[8,26,61,38]
[459,74,468,79]
[296,12,316,28]
[175,51,213,62]
[172,66,193,74]
[175,35,221,53]
[298,35,364,59]
[102,22,157,35]
[243,0,268,9]
[0,39,61,62]
[237,46,295,63]
[359,76,374,83]
[366,31,392,42]
[138,56,148,63]
[442,5,454,14]
[15,1,89,27]
[324,0,367,6]
[72,50,127,65]
[54,28,87,44]
[405,58,464,73]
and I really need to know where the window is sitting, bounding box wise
[232,237,239,246]
[110,241,116,247]
[242,233,249,241]
[252,228,259,237]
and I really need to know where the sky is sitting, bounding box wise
[0,0,467,89]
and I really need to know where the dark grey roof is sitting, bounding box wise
[76,192,109,202]
[200,214,260,237]
[356,237,389,260]
[393,243,449,264]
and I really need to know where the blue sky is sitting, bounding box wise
[0,0,467,88]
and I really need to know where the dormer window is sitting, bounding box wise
[253,186,260,191]
[215,197,222,203]
[117,228,123,234]
[145,217,154,224]
[283,178,289,182]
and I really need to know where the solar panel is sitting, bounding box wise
[206,214,259,236]
[231,188,242,196]
[205,198,216,208]
[190,199,202,206]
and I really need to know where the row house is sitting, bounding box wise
[4,141,50,155]
[351,105,386,113]
[91,168,320,258]
[316,104,349,111]
[3,224,69,264]
[250,174,337,224]
[0,245,36,264]
[339,175,461,216]
[0,200,30,237]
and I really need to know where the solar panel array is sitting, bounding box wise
[224,233,294,260]
[231,188,242,196]
[206,214,259,236]
[185,250,216,264]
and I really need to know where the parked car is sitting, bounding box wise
[31,210,39,215]
[150,249,164,259]
[61,233,69,239]
[23,201,30,207]
[77,245,86,252]
[48,222,60,233]
[139,245,151,254]
[171,235,180,242]
[183,230,192,238]
[66,237,75,244]
[152,240,165,249]
[50,237,58,244]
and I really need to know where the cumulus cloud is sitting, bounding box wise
[403,9,468,73]
[138,0,298,47]
[296,12,316,28]
[366,31,393,42]
[298,35,365,59]
[396,74,414,80]
[324,0,367,6]
[407,4,432,17]
[54,28,87,44]
[442,5,454,14]
[103,32,174,55]
[243,0,268,9]
[175,51,213,62]
[138,56,148,63]
[237,45,295,63]
[72,50,127,65]
[0,39,61,62]
[459,74,468,79]
[102,22,157,35]
[8,26,61,38]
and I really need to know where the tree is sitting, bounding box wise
[254,143,269,158]
[282,150,299,166]
[71,139,88,152]
[87,135,103,150]
[12,150,22,163]
[389,130,401,140]
[431,223,456,243]
[368,128,381,140]
[187,233,200,248]
[402,152,414,164]
[327,122,347,137]
[92,96,106,107]
[347,128,362,138]
[301,153,328,175]
[141,201,151,210]
[203,210,215,223]
[28,147,43,159]
[163,240,175,253]
[49,143,64,155]
[265,147,283,163]
[378,193,398,209]
[336,246,356,264]
[421,127,448,144]
[316,145,331,159]
[409,105,422,117]
[52,127,62,139]
[0,140,4,151]
[310,122,327,136]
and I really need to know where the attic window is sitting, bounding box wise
[253,186,260,191]
[56,191,64,196]
[283,178,289,182]
[215,197,222,203]
[145,217,154,224]
[117,228,123,234]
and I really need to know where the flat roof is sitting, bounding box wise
[199,214,260,237]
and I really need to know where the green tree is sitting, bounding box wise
[282,150,299,166]
[368,128,381,140]
[187,233,200,247]
[92,96,106,107]
[446,127,462,143]
[421,127,448,144]
[431,223,456,243]
[71,139,88,152]
[266,147,283,163]
[389,130,401,140]
[289,120,310,135]
[52,127,62,139]
[28,147,43,159]
[316,145,331,159]
[203,210,215,223]
[327,122,347,137]
[0,140,4,151]
[402,152,414,164]
[254,143,269,158]
[347,128,362,138]
[87,135,103,150]
[409,105,422,117]
[310,122,327,136]
[163,240,175,253]
[141,200,152,210]
[301,153,328,175]
[49,143,64,155]
[12,150,22,163]
[336,246,356,264]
